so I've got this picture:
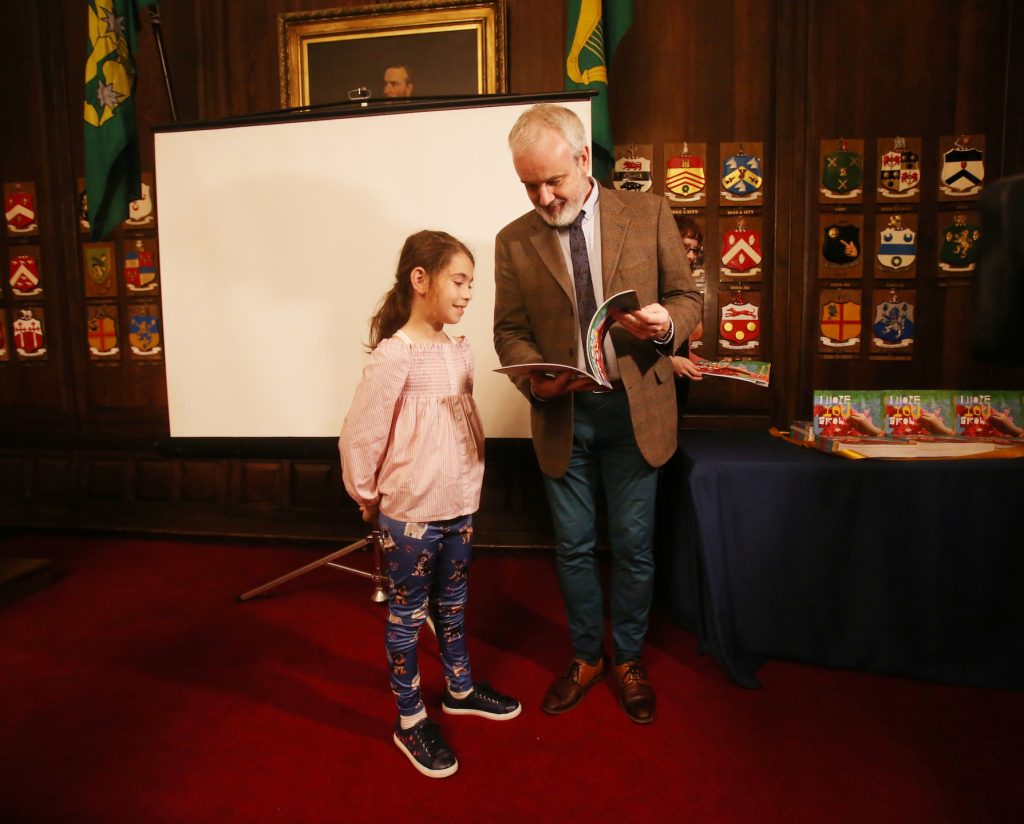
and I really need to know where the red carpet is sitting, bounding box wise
[1,532,1021,823]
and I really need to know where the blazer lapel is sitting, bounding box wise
[528,214,574,302]
[599,188,629,294]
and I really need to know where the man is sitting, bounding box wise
[383,64,414,98]
[493,104,701,724]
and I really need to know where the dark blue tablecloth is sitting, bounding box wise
[655,430,1024,689]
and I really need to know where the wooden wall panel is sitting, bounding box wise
[290,462,344,509]
[86,458,127,501]
[799,0,1024,414]
[135,459,176,501]
[611,0,778,426]
[0,3,75,420]
[180,460,225,505]
[239,461,285,508]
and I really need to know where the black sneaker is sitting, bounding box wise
[393,718,458,778]
[442,682,522,720]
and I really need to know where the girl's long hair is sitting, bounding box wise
[367,230,474,349]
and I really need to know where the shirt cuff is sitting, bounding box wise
[652,319,675,350]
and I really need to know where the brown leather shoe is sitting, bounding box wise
[541,657,606,714]
[614,660,655,724]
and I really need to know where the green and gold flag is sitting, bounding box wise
[84,0,155,241]
[565,0,633,182]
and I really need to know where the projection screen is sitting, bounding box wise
[154,95,591,439]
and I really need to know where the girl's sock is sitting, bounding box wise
[399,708,428,730]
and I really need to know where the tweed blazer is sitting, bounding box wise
[494,185,702,478]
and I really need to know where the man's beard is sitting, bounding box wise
[535,176,587,227]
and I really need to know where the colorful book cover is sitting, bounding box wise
[955,391,1024,439]
[812,390,884,438]
[495,290,640,390]
[691,357,770,386]
[883,390,957,437]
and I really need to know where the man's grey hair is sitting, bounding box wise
[507,103,587,158]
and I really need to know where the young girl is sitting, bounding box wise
[339,230,520,779]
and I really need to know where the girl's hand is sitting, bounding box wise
[670,355,703,380]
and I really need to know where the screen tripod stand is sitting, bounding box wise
[237,530,388,604]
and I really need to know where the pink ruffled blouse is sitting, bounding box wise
[339,331,485,523]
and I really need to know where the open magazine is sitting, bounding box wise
[493,289,642,390]
[690,357,771,387]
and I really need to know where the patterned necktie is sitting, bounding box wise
[569,209,597,350]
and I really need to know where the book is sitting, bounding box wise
[690,357,770,387]
[883,389,957,437]
[812,390,885,438]
[955,391,1024,439]
[493,289,642,390]
[816,434,1003,459]
[787,420,815,442]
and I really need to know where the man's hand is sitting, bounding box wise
[359,503,379,524]
[529,369,598,399]
[614,303,671,341]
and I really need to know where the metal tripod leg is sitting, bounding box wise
[237,530,387,603]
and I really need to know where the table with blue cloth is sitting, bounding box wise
[655,430,1024,690]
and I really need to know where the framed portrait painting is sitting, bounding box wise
[278,0,508,108]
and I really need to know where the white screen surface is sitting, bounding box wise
[155,98,591,438]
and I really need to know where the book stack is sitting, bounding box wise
[787,420,815,442]
[799,389,1024,459]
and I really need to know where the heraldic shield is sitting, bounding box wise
[14,308,46,356]
[721,226,762,273]
[5,187,37,233]
[941,141,985,195]
[877,218,916,271]
[612,155,653,192]
[126,182,154,226]
[721,153,763,200]
[822,144,863,197]
[823,223,860,266]
[666,154,705,199]
[88,309,119,357]
[879,141,920,198]
[940,216,981,271]
[129,311,162,356]
[820,299,861,346]
[719,301,760,350]
[873,300,915,349]
[9,254,42,296]
[125,245,158,291]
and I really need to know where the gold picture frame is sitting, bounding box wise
[279,0,507,108]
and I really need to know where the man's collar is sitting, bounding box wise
[581,176,599,219]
